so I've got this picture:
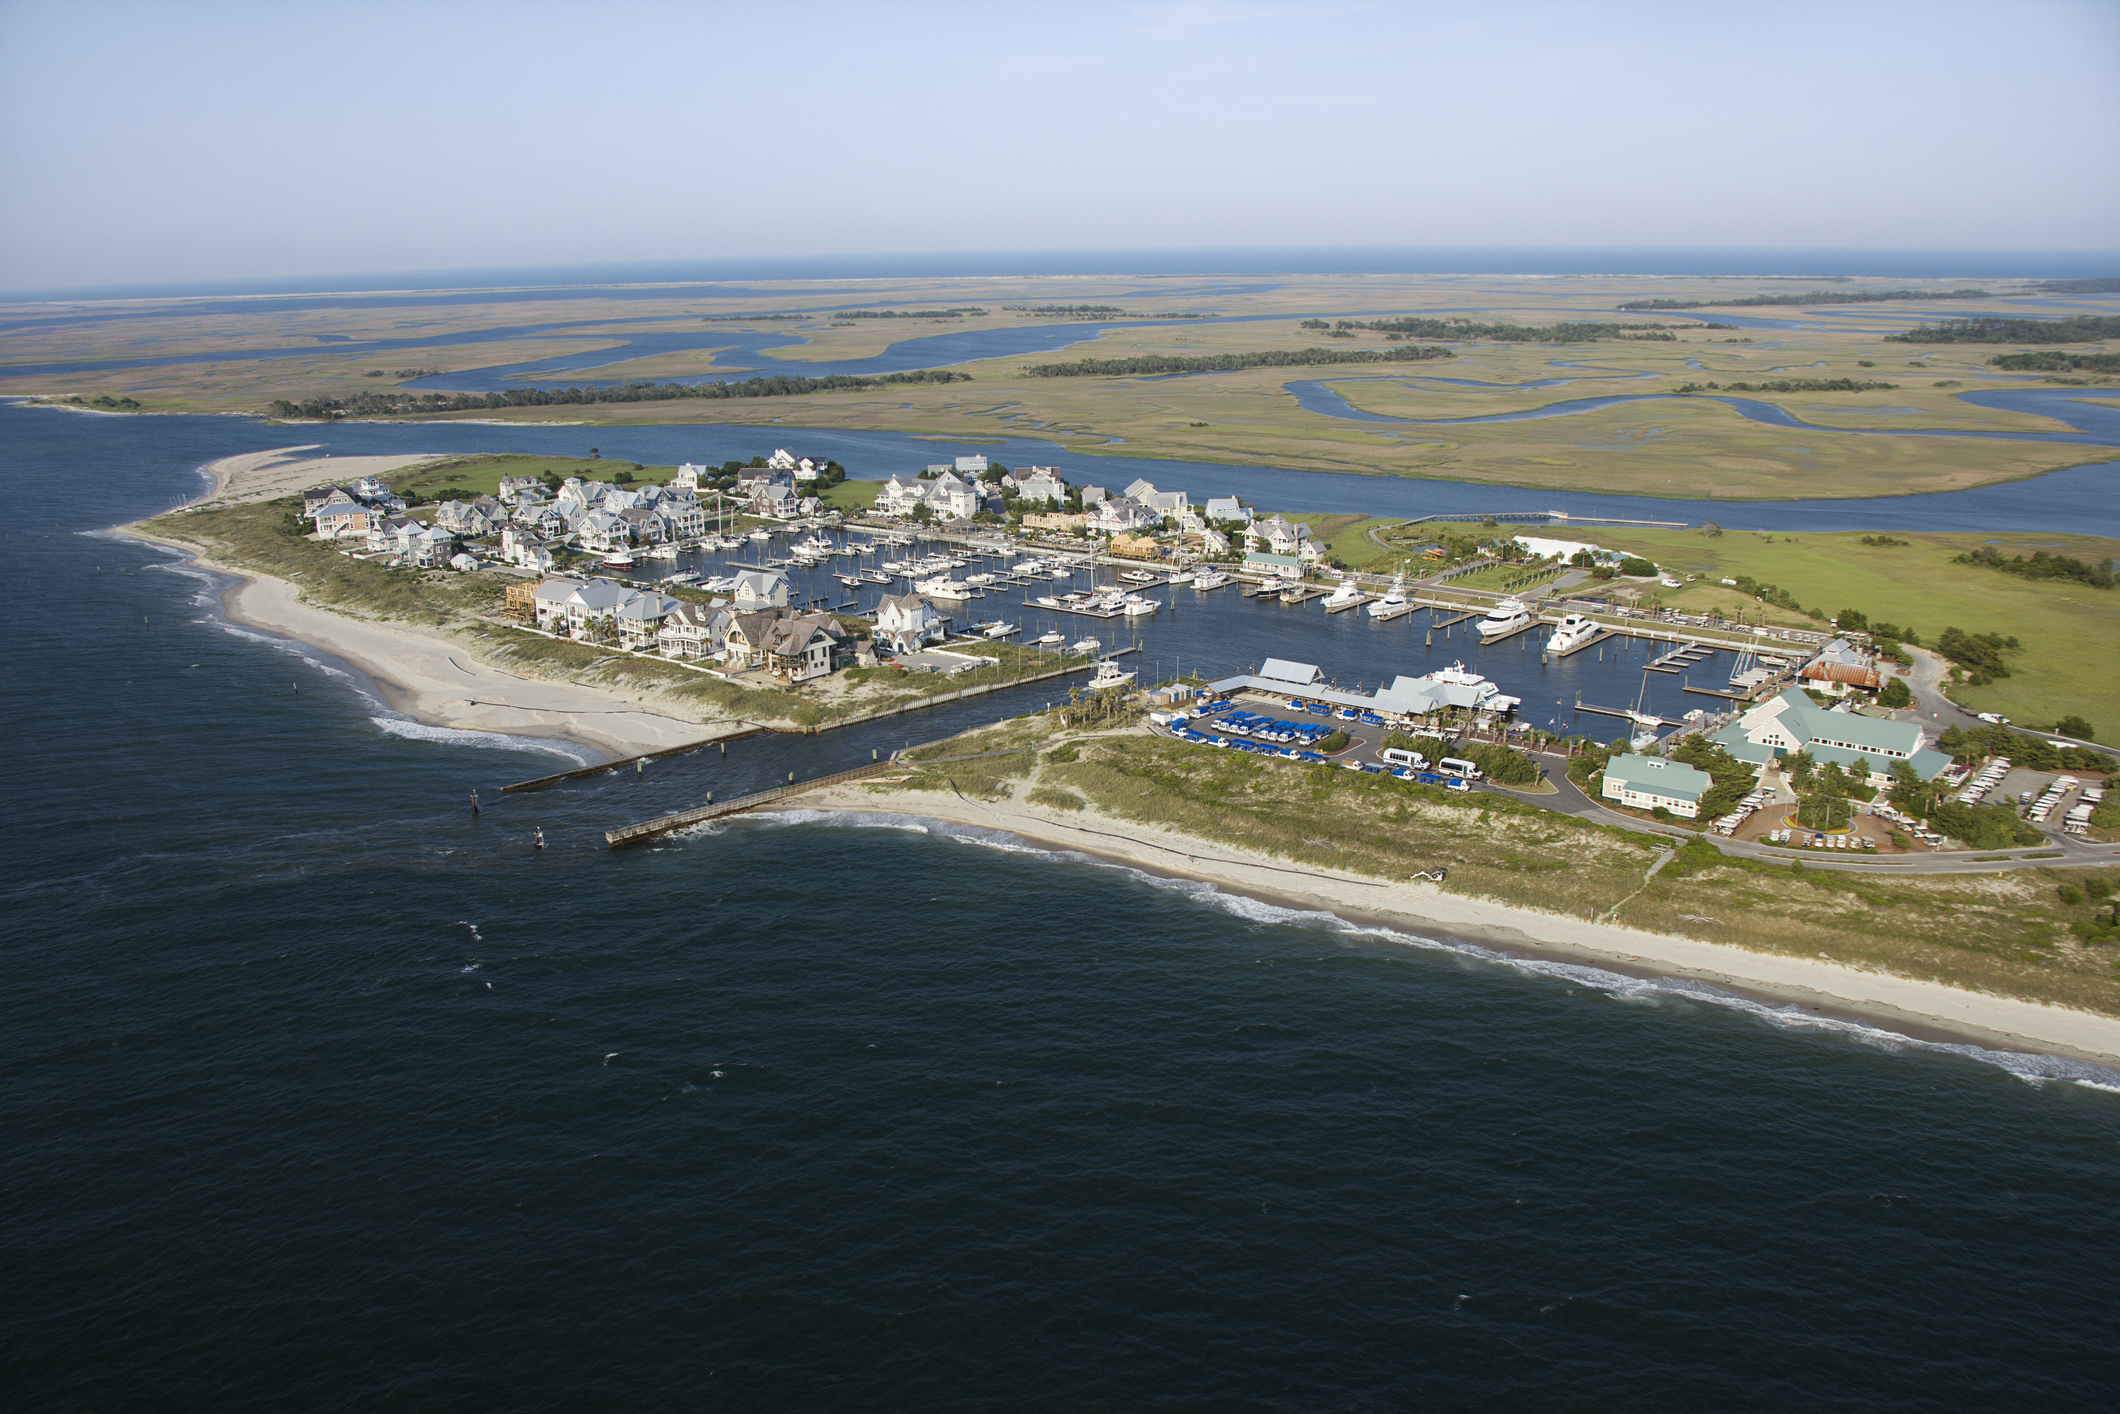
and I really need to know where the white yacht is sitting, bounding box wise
[747,527,773,543]
[1416,661,1522,715]
[1547,612,1598,653]
[1365,574,1408,617]
[1035,630,1064,646]
[914,576,973,601]
[1070,635,1101,654]
[1323,577,1366,611]
[1164,568,1195,585]
[1087,659,1136,691]
[1121,593,1159,616]
[1476,597,1533,640]
[1192,569,1232,591]
[983,621,1016,639]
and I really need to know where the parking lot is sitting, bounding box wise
[1153,693,1479,792]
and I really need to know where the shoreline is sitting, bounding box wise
[786,782,2120,1069]
[116,446,733,759]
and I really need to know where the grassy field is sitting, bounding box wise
[883,718,2120,1015]
[1579,527,2120,729]
[9,272,2113,504]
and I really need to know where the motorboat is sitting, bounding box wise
[1087,659,1136,692]
[641,544,679,561]
[602,551,635,569]
[1035,631,1064,646]
[983,621,1016,639]
[1070,636,1101,654]
[1322,577,1366,611]
[836,573,863,589]
[1192,569,1232,590]
[1121,594,1159,616]
[747,527,773,543]
[1365,573,1408,617]
[1119,570,1161,586]
[1547,612,1598,653]
[1476,596,1533,639]
[915,576,973,601]
[860,569,891,584]
[1164,568,1195,585]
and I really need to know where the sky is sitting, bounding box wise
[1,0,2116,293]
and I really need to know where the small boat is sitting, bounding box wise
[1476,596,1533,639]
[1192,569,1232,590]
[860,569,890,584]
[983,621,1016,639]
[1121,594,1159,616]
[1070,636,1101,654]
[1087,659,1136,692]
[747,528,772,543]
[836,573,862,589]
[1164,569,1195,585]
[1119,569,1161,586]
[1036,631,1064,646]
[641,544,679,561]
[602,551,636,569]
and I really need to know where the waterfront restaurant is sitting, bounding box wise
[1601,752,1711,818]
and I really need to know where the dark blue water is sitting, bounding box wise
[7,408,2120,1408]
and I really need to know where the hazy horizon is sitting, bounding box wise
[3,0,2117,292]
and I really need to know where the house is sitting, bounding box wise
[760,612,841,681]
[1079,485,1108,505]
[874,592,947,652]
[1800,637,1883,695]
[1200,527,1231,555]
[577,510,630,553]
[368,512,419,553]
[752,478,798,519]
[656,602,733,659]
[618,506,665,545]
[1123,479,1189,518]
[1204,496,1251,526]
[1601,753,1712,818]
[1016,468,1068,505]
[1110,532,1160,560]
[448,552,482,573]
[955,454,989,474]
[923,472,982,521]
[498,475,546,499]
[435,498,501,536]
[1250,514,1311,558]
[1089,495,1159,533]
[615,591,680,649]
[731,569,790,609]
[766,448,801,470]
[673,462,709,489]
[302,486,359,519]
[533,576,638,636]
[878,475,928,515]
[656,498,706,541]
[1711,687,1951,786]
[408,525,457,568]
[313,503,376,541]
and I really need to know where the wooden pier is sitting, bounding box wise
[1575,702,1684,729]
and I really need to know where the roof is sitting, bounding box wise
[1602,753,1710,802]
[1258,658,1322,685]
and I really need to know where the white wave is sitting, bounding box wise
[369,715,587,762]
[734,806,2120,1093]
[209,619,365,686]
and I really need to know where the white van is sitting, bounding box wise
[1438,756,1482,780]
[1380,747,1428,770]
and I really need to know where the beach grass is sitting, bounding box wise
[892,720,2120,1015]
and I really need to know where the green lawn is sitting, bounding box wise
[392,453,677,499]
[1585,527,2120,730]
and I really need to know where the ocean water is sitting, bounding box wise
[5,407,2120,1408]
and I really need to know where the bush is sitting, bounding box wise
[2055,715,2095,741]
[1619,557,1656,577]
[1878,677,1912,709]
[2059,885,2085,906]
[1318,730,1350,753]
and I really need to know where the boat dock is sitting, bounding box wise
[1427,608,1480,629]
[1575,701,1685,729]
[1646,642,1715,674]
[1279,585,1328,605]
[1322,593,1373,614]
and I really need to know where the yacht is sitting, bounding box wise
[1121,593,1159,616]
[1070,635,1101,655]
[1087,659,1136,692]
[747,527,773,543]
[1365,573,1408,617]
[641,543,679,561]
[836,573,863,589]
[1415,661,1521,715]
[602,551,635,569]
[1192,569,1232,591]
[1164,568,1196,585]
[1035,630,1064,646]
[983,621,1016,639]
[965,572,996,587]
[860,568,891,585]
[1475,596,1533,639]
[1322,577,1366,611]
[914,576,973,601]
[1547,612,1598,654]
[1119,570,1161,586]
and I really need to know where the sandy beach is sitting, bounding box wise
[119,448,724,761]
[791,781,2120,1067]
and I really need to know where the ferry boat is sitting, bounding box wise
[1416,661,1521,714]
[1475,596,1533,640]
[1365,574,1408,617]
[1547,612,1598,653]
[1087,659,1136,691]
[1322,577,1366,611]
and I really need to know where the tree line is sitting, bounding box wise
[1618,288,1989,310]
[2031,277,2120,293]
[1988,350,2120,373]
[1306,315,1690,342]
[1673,378,1898,394]
[1955,544,2114,589]
[1885,315,2120,344]
[833,308,986,319]
[264,369,971,420]
[1023,346,1455,377]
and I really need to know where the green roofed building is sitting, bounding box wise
[1711,688,1951,786]
[1601,752,1712,818]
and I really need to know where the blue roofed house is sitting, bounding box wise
[1601,752,1712,818]
[1711,687,1951,787]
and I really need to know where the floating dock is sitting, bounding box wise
[1575,702,1685,729]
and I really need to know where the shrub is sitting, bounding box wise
[1879,677,1912,709]
[2059,885,2085,906]
[2055,715,2094,741]
[1318,730,1351,753]
[1619,557,1656,577]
